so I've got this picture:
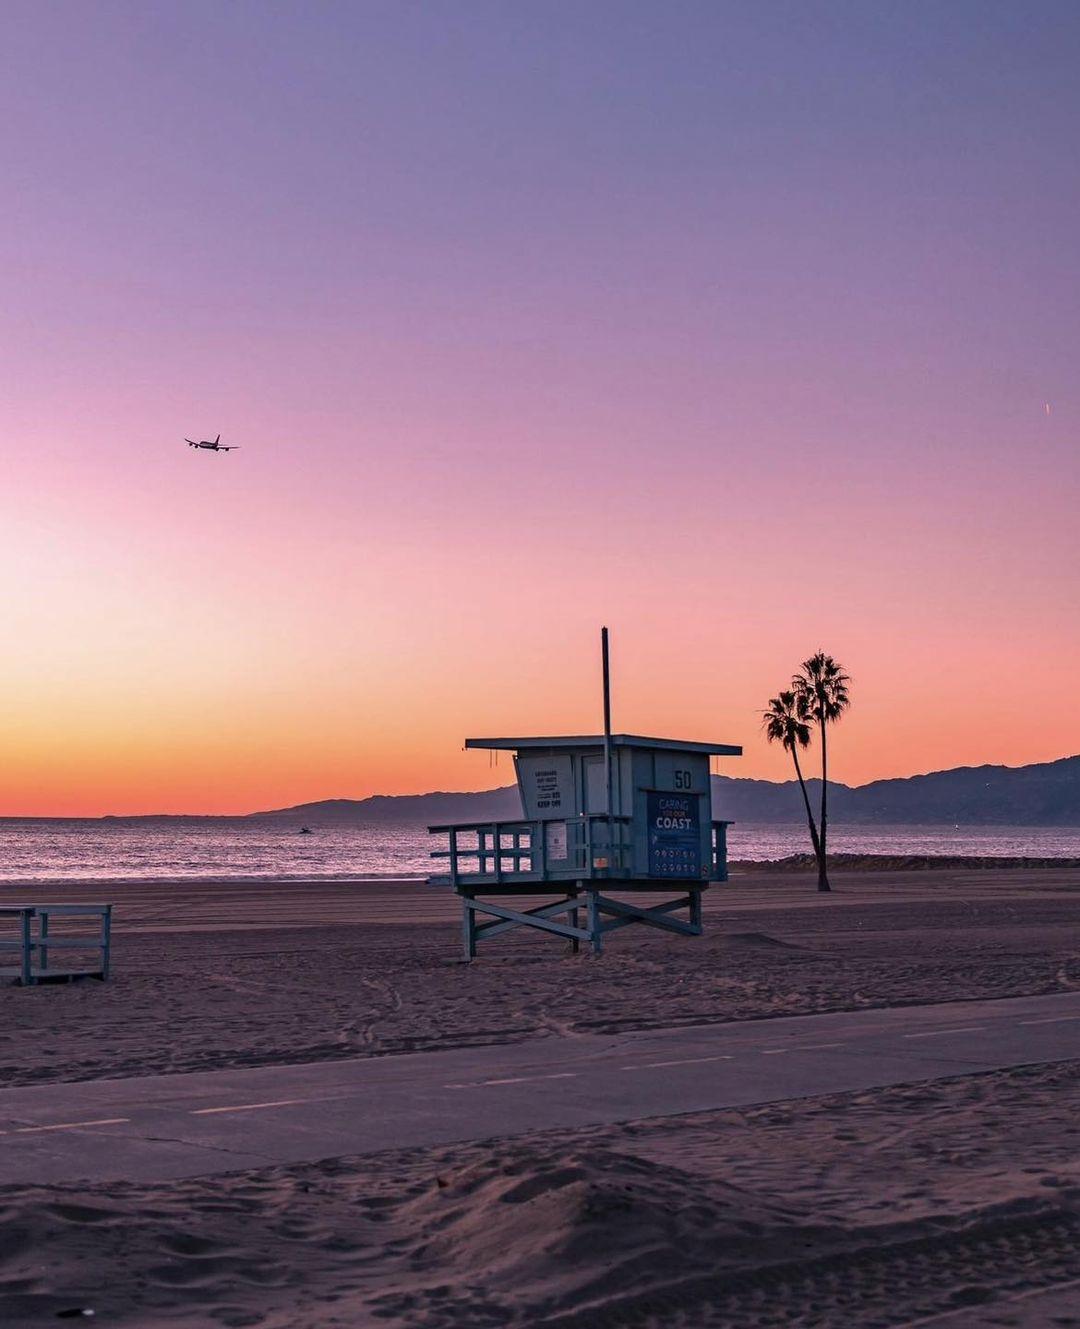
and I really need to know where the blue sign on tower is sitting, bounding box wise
[646,791,701,878]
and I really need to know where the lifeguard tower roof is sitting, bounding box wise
[465,734,743,756]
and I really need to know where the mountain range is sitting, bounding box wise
[253,754,1080,826]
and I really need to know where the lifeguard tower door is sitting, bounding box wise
[584,756,608,814]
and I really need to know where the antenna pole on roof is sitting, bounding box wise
[601,625,614,832]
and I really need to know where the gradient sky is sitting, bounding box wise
[2,1,1078,815]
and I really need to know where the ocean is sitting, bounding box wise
[0,820,1078,884]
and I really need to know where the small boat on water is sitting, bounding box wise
[299,826,313,835]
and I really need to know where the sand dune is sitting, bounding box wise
[1,1062,1078,1327]
[372,1146,845,1325]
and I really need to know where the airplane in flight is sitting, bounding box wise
[185,434,238,452]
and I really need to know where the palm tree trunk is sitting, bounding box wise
[790,745,821,862]
[817,716,831,892]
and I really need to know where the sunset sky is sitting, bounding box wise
[2,1,1078,815]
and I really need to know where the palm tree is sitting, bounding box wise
[794,653,851,893]
[762,690,822,867]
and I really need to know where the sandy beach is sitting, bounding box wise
[2,867,1079,1326]
[2,868,1077,1088]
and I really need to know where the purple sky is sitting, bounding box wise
[2,2,1078,812]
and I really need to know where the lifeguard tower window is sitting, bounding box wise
[429,732,741,958]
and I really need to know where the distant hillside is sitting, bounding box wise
[710,755,1080,825]
[254,755,1080,826]
[251,787,523,825]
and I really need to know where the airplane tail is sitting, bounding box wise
[215,434,220,445]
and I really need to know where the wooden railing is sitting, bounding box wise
[429,815,634,889]
[0,904,112,986]
[711,820,732,882]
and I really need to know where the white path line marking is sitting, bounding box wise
[12,1117,130,1134]
[903,1026,984,1040]
[445,1071,579,1089]
[760,1042,845,1056]
[190,1098,309,1116]
[1018,1016,1080,1025]
[622,1054,734,1070]
[482,1072,577,1086]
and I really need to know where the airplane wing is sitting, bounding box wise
[221,445,239,451]
[185,438,196,444]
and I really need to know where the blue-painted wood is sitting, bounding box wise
[430,730,740,959]
[0,904,112,985]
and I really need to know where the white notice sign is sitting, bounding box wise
[545,820,568,862]
[520,755,574,819]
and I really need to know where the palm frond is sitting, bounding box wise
[795,652,852,724]
[762,690,812,750]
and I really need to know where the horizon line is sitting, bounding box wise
[1,751,1075,822]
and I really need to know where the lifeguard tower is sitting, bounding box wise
[428,630,742,958]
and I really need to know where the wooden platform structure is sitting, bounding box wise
[429,730,741,958]
[0,904,112,985]
[430,816,733,957]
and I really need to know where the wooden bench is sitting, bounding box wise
[0,904,112,985]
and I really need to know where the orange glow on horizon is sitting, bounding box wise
[3,448,1077,816]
